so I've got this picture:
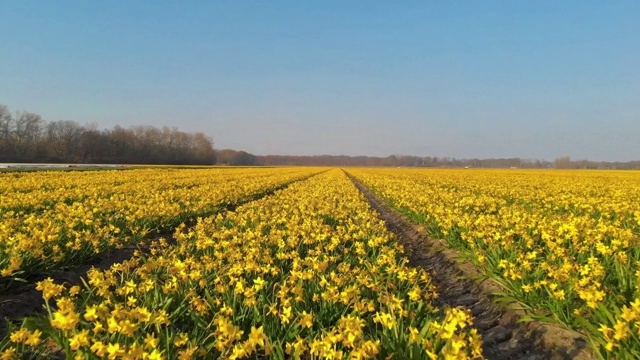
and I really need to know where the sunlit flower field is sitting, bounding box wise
[347,168,640,359]
[1,168,481,359]
[0,167,317,286]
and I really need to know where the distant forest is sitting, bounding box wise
[218,151,640,170]
[2,103,638,169]
[0,104,216,164]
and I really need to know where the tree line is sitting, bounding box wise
[254,154,545,168]
[0,104,216,164]
[217,150,640,170]
[3,103,636,169]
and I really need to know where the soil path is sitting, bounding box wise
[346,172,596,360]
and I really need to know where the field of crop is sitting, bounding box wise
[1,168,482,359]
[0,167,318,289]
[1,167,639,359]
[346,168,640,359]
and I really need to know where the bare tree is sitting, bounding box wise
[46,120,84,160]
[0,105,13,157]
[191,132,216,164]
[12,110,43,158]
[554,156,573,169]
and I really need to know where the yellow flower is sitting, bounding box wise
[147,349,165,360]
[90,341,108,357]
[407,286,421,301]
[118,319,137,337]
[127,343,144,359]
[69,330,89,350]
[253,277,265,291]
[107,342,124,359]
[136,307,152,322]
[153,310,171,326]
[35,278,65,301]
[51,310,80,331]
[24,329,42,346]
[144,333,159,350]
[177,346,197,360]
[107,316,119,334]
[408,326,420,343]
[174,332,189,347]
[9,329,30,344]
[299,311,313,329]
[248,326,266,347]
[93,321,105,333]
[613,321,629,341]
[0,347,17,360]
[280,306,293,324]
[84,305,98,321]
[373,311,396,329]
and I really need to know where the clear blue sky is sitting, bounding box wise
[1,1,638,161]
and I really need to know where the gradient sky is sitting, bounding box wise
[1,1,639,161]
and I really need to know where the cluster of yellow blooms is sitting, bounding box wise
[3,169,481,359]
[0,168,317,283]
[347,168,640,358]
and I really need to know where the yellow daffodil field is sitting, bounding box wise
[1,168,482,359]
[346,168,640,359]
[0,168,317,287]
[2,167,639,359]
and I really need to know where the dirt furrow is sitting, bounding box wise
[347,172,595,360]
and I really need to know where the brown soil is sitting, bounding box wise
[346,172,596,360]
